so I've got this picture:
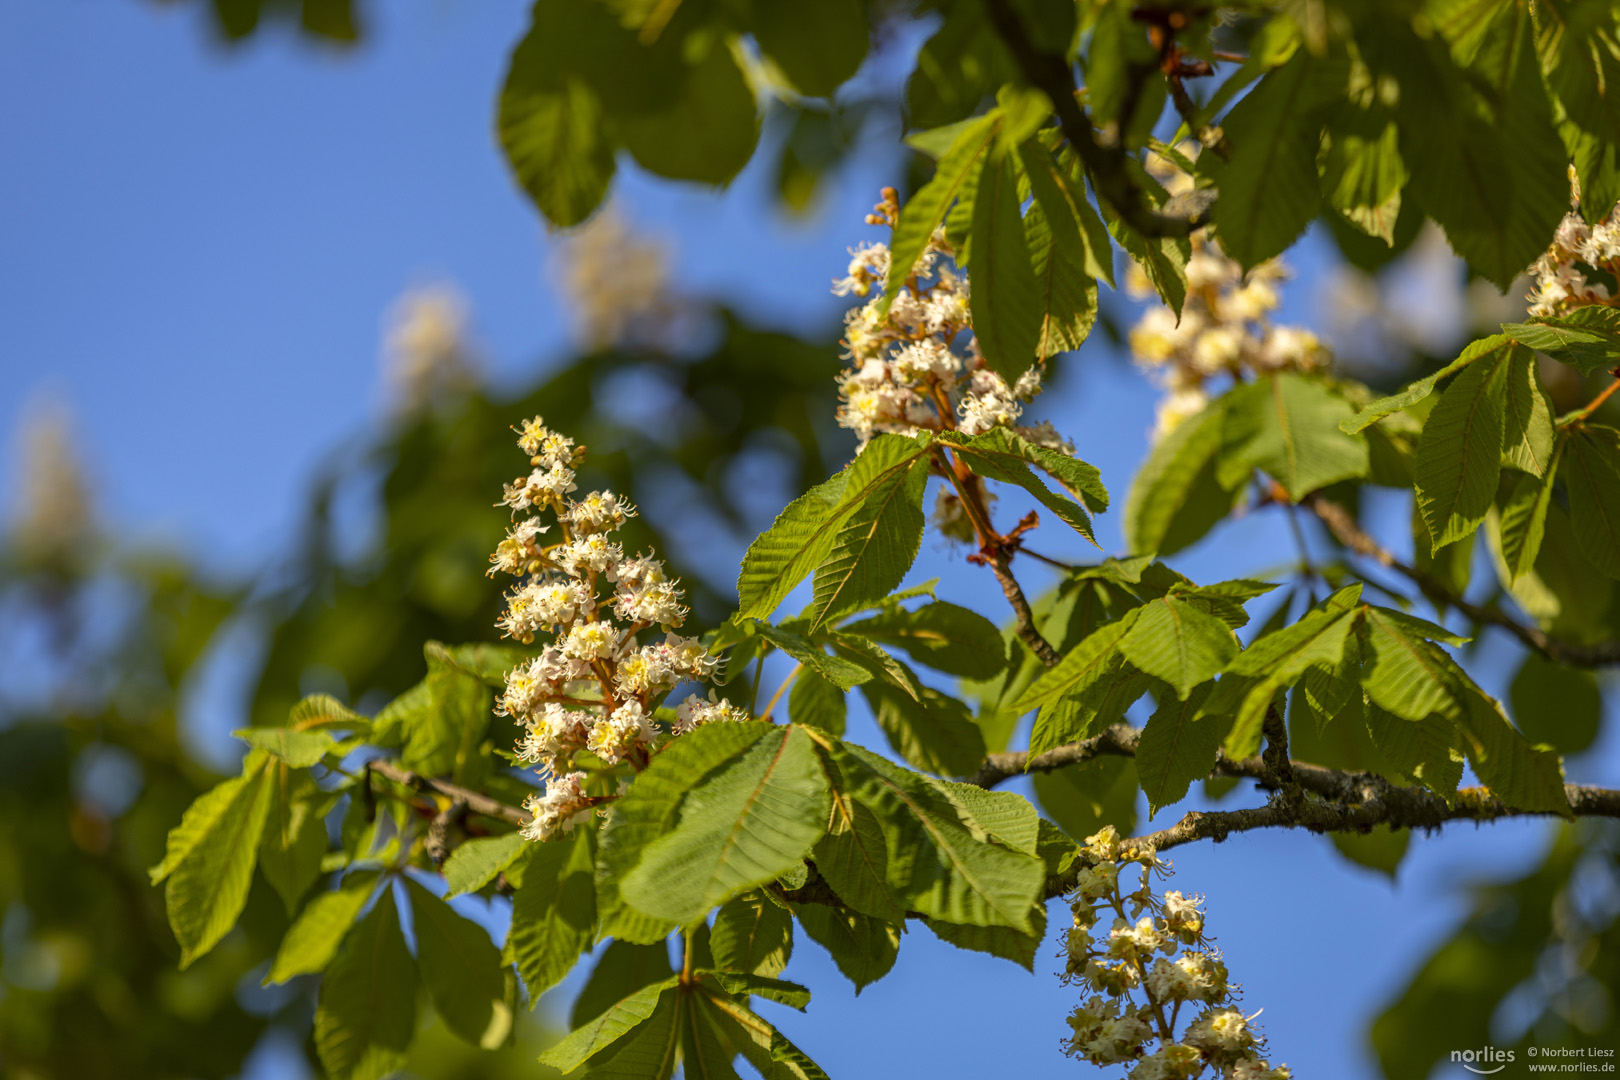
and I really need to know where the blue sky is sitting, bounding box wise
[3,4,1613,1080]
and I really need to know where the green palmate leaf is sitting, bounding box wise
[807,439,929,628]
[259,767,329,913]
[1028,661,1146,758]
[575,990,683,1080]
[841,601,1008,679]
[1562,426,1620,578]
[373,643,493,784]
[882,111,1000,311]
[942,426,1107,525]
[598,724,775,943]
[824,632,924,701]
[737,472,849,621]
[572,941,674,1028]
[406,878,512,1049]
[1414,339,1516,551]
[1210,51,1344,269]
[811,768,906,923]
[1033,757,1140,842]
[1100,151,1189,312]
[235,726,336,768]
[1017,142,1100,356]
[1320,112,1407,244]
[443,832,527,897]
[861,681,987,778]
[706,971,812,1011]
[1392,7,1568,288]
[619,39,759,185]
[698,982,831,1080]
[1340,336,1501,434]
[922,904,1047,971]
[1496,461,1558,583]
[751,622,873,690]
[1085,0,1158,130]
[435,642,533,687]
[265,870,379,985]
[751,0,867,97]
[157,752,275,967]
[508,827,596,1005]
[1330,828,1411,878]
[926,775,1039,855]
[1021,197,1099,360]
[786,668,847,736]
[1118,597,1238,700]
[1018,140,1115,286]
[149,754,264,885]
[967,149,1042,380]
[1124,394,1238,555]
[497,1,614,227]
[1356,607,1464,722]
[314,889,418,1080]
[712,893,794,978]
[1414,511,1477,599]
[907,10,1011,131]
[1207,585,1360,751]
[740,435,932,622]
[620,724,831,925]
[1015,615,1136,715]
[1135,683,1223,814]
[539,978,680,1074]
[679,996,741,1080]
[1493,498,1617,641]
[1510,651,1602,755]
[1499,348,1556,476]
[1453,686,1570,814]
[1503,306,1620,375]
[1220,372,1369,500]
[790,903,900,993]
[289,692,370,731]
[1363,703,1463,795]
[820,741,1044,931]
[1231,586,1360,680]
[1172,578,1279,629]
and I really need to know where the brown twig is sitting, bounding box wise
[1299,491,1620,667]
[979,0,1209,238]
[366,758,529,827]
[984,546,1062,667]
[1107,783,1620,862]
[1149,21,1231,159]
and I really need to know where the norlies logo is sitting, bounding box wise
[1453,1047,1518,1075]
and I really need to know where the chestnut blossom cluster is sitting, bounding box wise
[831,188,1074,456]
[1526,167,1620,317]
[491,417,748,842]
[1062,827,1289,1080]
[1127,147,1328,440]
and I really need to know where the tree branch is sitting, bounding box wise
[1299,491,1620,667]
[979,0,1209,238]
[969,722,1620,898]
[366,758,529,828]
[983,547,1061,667]
[1105,783,1620,863]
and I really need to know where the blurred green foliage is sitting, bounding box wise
[0,305,845,1078]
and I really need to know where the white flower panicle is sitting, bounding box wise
[831,188,1076,457]
[519,772,594,842]
[1526,166,1620,317]
[1061,826,1288,1080]
[490,417,744,841]
[382,283,481,416]
[1128,146,1329,442]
